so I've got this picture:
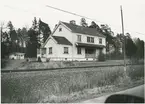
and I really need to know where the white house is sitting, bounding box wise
[38,21,106,61]
[9,52,25,60]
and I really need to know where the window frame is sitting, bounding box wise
[87,37,90,42]
[77,47,82,54]
[64,47,69,54]
[87,36,94,43]
[99,38,102,44]
[49,47,52,54]
[77,35,82,42]
[91,37,94,43]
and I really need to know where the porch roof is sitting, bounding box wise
[76,42,105,49]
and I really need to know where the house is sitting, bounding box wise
[38,21,106,61]
[9,52,25,60]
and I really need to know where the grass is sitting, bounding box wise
[1,64,144,103]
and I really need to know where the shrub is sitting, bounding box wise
[37,57,42,62]
[26,58,29,62]
[106,52,124,60]
[98,51,105,61]
[46,58,50,62]
[127,65,144,80]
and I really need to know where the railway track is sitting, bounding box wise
[1,63,143,73]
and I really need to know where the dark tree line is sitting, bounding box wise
[1,17,51,58]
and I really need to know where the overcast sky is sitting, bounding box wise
[0,0,145,40]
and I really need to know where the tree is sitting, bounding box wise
[113,37,122,54]
[32,17,38,31]
[80,18,88,27]
[38,19,51,44]
[26,29,37,57]
[17,27,29,47]
[1,22,12,58]
[89,21,99,29]
[7,21,14,31]
[134,38,144,59]
[16,28,29,53]
[125,37,137,58]
[100,24,114,53]
[7,21,18,42]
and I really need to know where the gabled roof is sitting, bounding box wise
[61,22,105,37]
[52,36,72,46]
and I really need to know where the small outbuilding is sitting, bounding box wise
[9,52,25,60]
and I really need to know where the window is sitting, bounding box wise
[42,48,46,54]
[64,47,69,54]
[77,35,81,42]
[59,28,62,32]
[77,47,81,54]
[99,38,102,44]
[87,37,94,43]
[91,37,94,43]
[87,37,90,42]
[49,47,52,54]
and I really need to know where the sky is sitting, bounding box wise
[0,0,145,41]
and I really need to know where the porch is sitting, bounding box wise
[85,48,96,58]
[76,42,105,59]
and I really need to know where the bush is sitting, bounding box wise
[127,65,144,80]
[106,51,124,60]
[37,57,42,62]
[46,58,50,62]
[98,51,105,61]
[26,58,29,62]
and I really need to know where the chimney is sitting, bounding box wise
[70,20,76,25]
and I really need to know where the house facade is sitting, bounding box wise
[38,21,106,61]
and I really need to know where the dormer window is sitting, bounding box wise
[59,28,62,32]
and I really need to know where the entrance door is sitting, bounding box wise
[85,48,96,58]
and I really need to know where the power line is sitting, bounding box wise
[46,5,145,36]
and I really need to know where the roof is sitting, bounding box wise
[52,36,72,46]
[62,22,105,37]
[76,42,105,48]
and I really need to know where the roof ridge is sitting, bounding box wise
[61,21,105,37]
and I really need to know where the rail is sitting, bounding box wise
[1,63,143,73]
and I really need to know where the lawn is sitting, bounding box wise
[1,64,144,103]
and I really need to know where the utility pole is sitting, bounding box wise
[120,6,126,72]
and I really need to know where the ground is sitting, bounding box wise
[1,61,144,103]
